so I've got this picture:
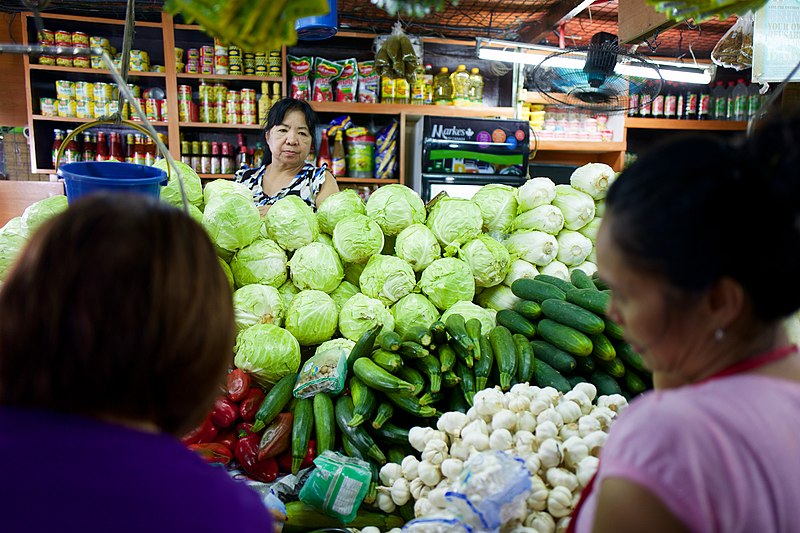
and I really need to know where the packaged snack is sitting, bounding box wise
[375,120,399,179]
[326,115,355,138]
[335,58,359,102]
[358,61,380,104]
[312,57,344,102]
[293,348,347,399]
[288,55,313,101]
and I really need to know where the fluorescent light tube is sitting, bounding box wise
[478,47,585,69]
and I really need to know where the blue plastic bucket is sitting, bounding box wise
[295,0,338,40]
[58,162,168,204]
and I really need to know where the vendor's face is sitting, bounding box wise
[266,109,312,167]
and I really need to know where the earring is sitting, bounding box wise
[714,328,725,341]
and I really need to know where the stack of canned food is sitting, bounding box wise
[195,82,258,125]
[175,42,281,77]
[37,28,163,72]
[43,80,167,122]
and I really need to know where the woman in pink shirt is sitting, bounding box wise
[571,114,800,532]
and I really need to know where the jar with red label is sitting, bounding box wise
[38,29,55,45]
[55,30,72,46]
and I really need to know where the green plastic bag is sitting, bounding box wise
[298,451,372,523]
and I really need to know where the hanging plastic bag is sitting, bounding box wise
[712,12,754,71]
[374,22,421,83]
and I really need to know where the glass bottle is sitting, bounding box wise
[221,142,234,174]
[663,83,677,119]
[63,129,80,164]
[181,141,191,166]
[237,144,249,169]
[200,140,211,174]
[698,83,711,120]
[133,134,145,165]
[211,141,221,174]
[96,131,109,162]
[191,140,201,171]
[253,142,264,168]
[125,133,136,163]
[685,85,699,120]
[332,130,346,177]
[52,129,64,168]
[627,93,640,117]
[423,64,434,105]
[108,132,124,162]
[317,131,332,169]
[82,132,96,163]
[144,138,156,166]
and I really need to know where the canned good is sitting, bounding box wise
[185,61,199,74]
[215,104,225,124]
[127,84,141,98]
[129,58,147,72]
[38,29,54,45]
[74,81,93,100]
[242,112,257,125]
[229,64,242,74]
[214,66,229,75]
[213,83,227,101]
[200,45,214,57]
[178,85,193,100]
[130,49,149,62]
[56,56,73,67]
[226,90,240,103]
[38,55,55,65]
[40,97,56,116]
[174,48,184,62]
[214,54,228,68]
[241,100,257,116]
[57,98,76,118]
[145,98,160,121]
[55,30,72,46]
[199,100,214,123]
[254,53,267,67]
[75,100,94,118]
[159,100,168,121]
[91,55,104,69]
[72,32,89,46]
[268,66,281,75]
[225,110,240,125]
[187,48,200,59]
[178,100,192,122]
[151,65,165,72]
[73,56,90,69]
[228,46,241,57]
[225,100,241,114]
[89,36,104,48]
[93,82,113,101]
[269,50,281,58]
[56,80,75,99]
[241,88,256,102]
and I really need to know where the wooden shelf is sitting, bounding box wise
[309,102,515,118]
[198,173,234,180]
[536,141,626,152]
[29,64,166,78]
[179,122,263,130]
[29,11,162,28]
[177,73,282,82]
[625,117,747,131]
[33,115,169,127]
[337,178,400,184]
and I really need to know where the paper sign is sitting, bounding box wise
[753,0,800,82]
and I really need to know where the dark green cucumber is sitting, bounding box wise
[624,369,648,395]
[403,325,433,347]
[590,333,617,361]
[603,318,625,340]
[535,273,575,293]
[412,355,442,393]
[496,309,537,339]
[437,343,457,373]
[395,366,425,396]
[398,341,430,359]
[513,299,542,321]
[455,359,476,405]
[334,395,386,464]
[442,369,461,388]
[617,343,647,372]
[283,501,404,532]
[450,339,474,368]
[595,356,625,378]
[377,330,402,352]
[591,272,609,290]
[574,351,597,375]
[372,401,394,429]
[566,374,588,388]
[312,392,335,454]
[465,318,483,361]
[384,392,438,418]
[348,376,378,427]
[489,325,517,391]
[530,340,577,373]
[445,313,475,353]
[541,298,605,335]
[387,446,408,465]
[418,389,443,406]
[588,371,623,396]
[511,278,567,302]
[514,333,535,383]
[533,359,572,393]
[475,334,494,391]
[371,348,404,373]
[569,268,597,290]
[352,358,416,395]
[251,372,296,432]
[370,421,411,446]
[537,319,593,357]
[566,288,610,315]
[291,397,313,474]
[348,323,382,373]
[429,320,448,345]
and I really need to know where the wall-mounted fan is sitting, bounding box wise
[530,32,662,112]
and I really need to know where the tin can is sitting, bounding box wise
[40,97,56,116]
[178,100,191,122]
[89,36,104,48]
[174,48,184,62]
[214,66,229,75]
[228,45,241,57]
[187,48,199,59]
[38,55,55,65]
[199,100,214,123]
[56,56,73,67]
[241,88,256,102]
[56,80,75,99]
[268,65,281,75]
[145,98,160,121]
[242,112,257,125]
[214,104,225,124]
[229,63,242,74]
[241,100,257,116]
[55,30,72,46]
[130,49,149,62]
[269,50,281,58]
[225,99,241,114]
[38,29,54,45]
[90,55,104,69]
[74,81,93,100]
[75,100,94,118]
[129,58,146,72]
[214,54,228,68]
[72,32,89,46]
[73,56,91,69]
[57,98,76,117]
[200,45,214,57]
[186,61,199,74]
[178,85,192,100]
[127,83,141,98]
[225,109,240,125]
[214,83,227,102]
[226,90,240,103]
[93,83,112,101]
[254,53,267,70]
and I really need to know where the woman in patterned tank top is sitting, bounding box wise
[235,98,338,214]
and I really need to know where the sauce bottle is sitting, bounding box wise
[253,142,264,168]
[64,131,81,163]
[181,141,191,166]
[144,137,156,166]
[191,140,201,171]
[332,130,346,177]
[108,132,124,162]
[317,130,332,169]
[200,140,211,174]
[96,131,108,162]
[82,132,96,162]
[52,129,64,168]
[133,134,145,165]
[221,142,234,174]
[125,133,136,163]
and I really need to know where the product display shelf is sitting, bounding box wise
[176,73,282,83]
[33,115,169,127]
[535,141,626,152]
[625,117,748,130]
[28,11,163,28]
[179,121,263,130]
[310,101,514,118]
[198,173,234,180]
[29,64,167,78]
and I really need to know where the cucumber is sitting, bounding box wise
[541,298,605,335]
[378,330,402,352]
[372,401,394,429]
[334,395,386,464]
[348,376,378,427]
[591,272,609,290]
[395,366,425,396]
[590,333,617,361]
[533,359,571,393]
[371,348,404,373]
[352,358,416,395]
[348,323,382,373]
[624,369,648,395]
[530,340,577,373]
[429,320,448,345]
[412,355,443,393]
[370,421,411,446]
[514,333,535,383]
[474,334,494,390]
[569,268,597,290]
[566,374,588,388]
[455,359,476,405]
[496,309,537,339]
[537,319,593,357]
[595,356,626,378]
[398,341,430,359]
[437,343,457,373]
[442,369,461,388]
[603,317,625,340]
[513,299,542,321]
[566,288,610,315]
[283,501,404,532]
[387,446,408,465]
[450,339,474,368]
[588,371,623,396]
[384,392,438,418]
[312,392,335,454]
[574,352,597,375]
[418,389,443,406]
[489,325,517,391]
[403,325,432,347]
[535,273,575,293]
[465,318,483,361]
[445,313,475,353]
[251,372,296,432]
[511,278,566,302]
[291,397,313,474]
[617,343,647,372]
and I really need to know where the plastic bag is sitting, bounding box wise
[712,12,754,71]
[358,61,380,103]
[374,23,421,83]
[312,57,344,102]
[403,516,474,533]
[293,348,347,399]
[288,55,313,100]
[375,120,399,179]
[298,451,372,523]
[335,58,359,102]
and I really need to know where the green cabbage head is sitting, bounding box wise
[317,189,366,234]
[426,197,482,251]
[289,242,344,293]
[315,338,356,358]
[234,323,301,385]
[365,184,426,236]
[203,178,252,206]
[233,284,285,331]
[458,234,512,288]
[441,301,496,334]
[418,257,475,311]
[202,192,261,253]
[0,217,29,282]
[278,279,299,307]
[284,290,339,346]
[229,238,287,288]
[343,261,366,286]
[330,281,360,311]
[332,214,384,264]
[394,224,441,272]
[154,159,203,208]
[265,195,320,251]
[338,292,395,342]
[218,257,234,289]
[21,195,67,232]
[358,254,416,305]
[391,294,440,340]
[471,183,517,235]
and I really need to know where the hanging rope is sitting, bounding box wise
[116,0,136,123]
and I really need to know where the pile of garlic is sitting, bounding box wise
[376,382,629,533]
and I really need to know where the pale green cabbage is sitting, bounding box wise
[441,301,496,334]
[475,284,521,311]
[344,262,366,286]
[284,290,339,346]
[471,183,517,234]
[317,189,366,235]
[394,223,441,272]
[317,233,334,247]
[556,230,593,266]
[578,217,602,242]
[203,178,252,206]
[570,162,616,200]
[218,257,234,289]
[265,195,320,251]
[391,294,440,340]
[513,205,565,235]
[553,185,595,231]
[278,279,300,307]
[359,254,416,306]
[21,195,67,231]
[234,323,301,385]
[503,259,539,287]
[202,193,261,252]
[330,281,360,311]
[426,197,482,251]
[517,177,556,213]
[155,159,203,208]
[540,260,569,280]
[315,338,356,358]
[504,231,558,266]
[365,184,426,236]
[332,214,384,265]
[230,238,287,288]
[233,284,285,331]
[458,234,512,288]
[0,217,29,281]
[418,257,475,311]
[289,242,344,293]
[338,292,395,342]
[595,200,606,217]
[186,204,204,224]
[570,261,598,277]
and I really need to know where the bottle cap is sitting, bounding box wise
[458,64,466,70]
[471,68,479,74]
[441,67,449,73]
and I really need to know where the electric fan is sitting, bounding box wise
[530,32,663,112]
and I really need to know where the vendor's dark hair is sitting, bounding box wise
[604,113,800,322]
[262,97,318,166]
[0,194,235,436]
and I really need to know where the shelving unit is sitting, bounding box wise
[625,117,747,131]
[176,73,282,82]
[33,115,169,127]
[29,64,167,78]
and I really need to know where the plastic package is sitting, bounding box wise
[374,23,421,83]
[403,517,474,532]
[358,61,380,104]
[375,120,399,179]
[293,348,347,399]
[312,57,344,102]
[335,58,359,102]
[712,12,754,71]
[288,55,312,100]
[298,451,372,523]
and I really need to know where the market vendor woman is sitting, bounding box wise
[235,97,338,213]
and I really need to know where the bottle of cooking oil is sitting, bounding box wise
[433,67,453,105]
[411,63,425,105]
[423,64,434,105]
[468,67,484,106]
[451,64,470,106]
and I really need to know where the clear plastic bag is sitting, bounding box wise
[298,451,372,523]
[712,12,754,71]
[374,22,422,82]
[293,348,347,399]
[403,516,475,533]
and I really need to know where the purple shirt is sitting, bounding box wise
[0,407,272,533]
[573,375,800,532]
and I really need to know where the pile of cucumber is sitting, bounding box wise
[497,271,652,398]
